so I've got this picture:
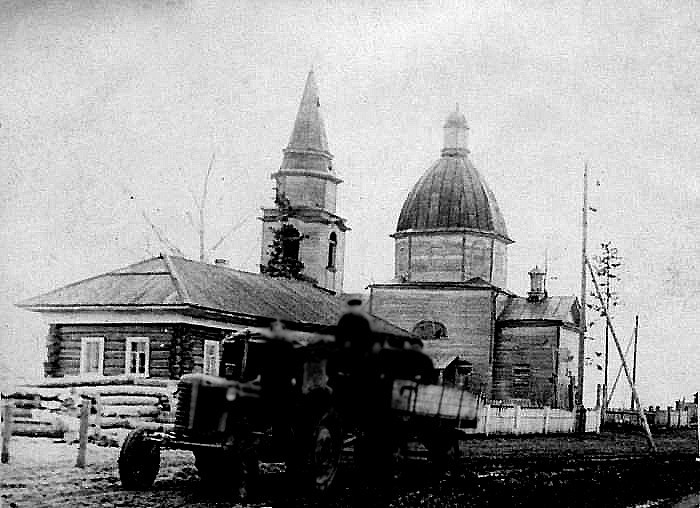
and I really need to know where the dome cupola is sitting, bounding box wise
[392,107,512,287]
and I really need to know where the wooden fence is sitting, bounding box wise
[605,407,690,428]
[392,380,601,435]
[459,404,600,435]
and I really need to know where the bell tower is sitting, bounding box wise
[260,70,349,293]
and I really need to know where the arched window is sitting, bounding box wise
[411,320,448,341]
[327,232,337,269]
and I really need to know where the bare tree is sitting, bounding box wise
[122,151,249,263]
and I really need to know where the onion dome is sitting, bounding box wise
[396,107,511,243]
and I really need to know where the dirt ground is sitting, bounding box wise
[1,429,699,508]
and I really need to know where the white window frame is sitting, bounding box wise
[125,337,150,377]
[203,340,221,376]
[80,337,104,377]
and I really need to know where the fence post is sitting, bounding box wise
[76,396,91,468]
[1,401,12,464]
[543,406,550,434]
[667,407,672,429]
[94,395,102,440]
[514,404,520,435]
[484,404,491,436]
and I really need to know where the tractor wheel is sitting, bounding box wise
[118,428,161,490]
[288,407,344,494]
[354,427,402,485]
[423,431,462,474]
[194,448,260,501]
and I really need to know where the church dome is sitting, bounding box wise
[396,110,511,242]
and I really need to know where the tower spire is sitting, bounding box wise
[285,69,330,157]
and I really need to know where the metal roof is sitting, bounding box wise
[396,154,511,242]
[497,296,580,327]
[17,256,410,337]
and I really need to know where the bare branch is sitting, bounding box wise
[140,210,185,257]
[198,151,216,262]
[209,215,250,253]
[185,210,197,231]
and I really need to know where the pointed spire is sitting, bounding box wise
[285,70,330,157]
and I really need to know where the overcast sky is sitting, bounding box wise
[1,0,697,406]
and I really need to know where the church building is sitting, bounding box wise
[369,107,581,408]
[18,69,581,409]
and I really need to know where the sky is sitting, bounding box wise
[0,0,697,406]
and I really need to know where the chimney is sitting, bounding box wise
[527,265,546,302]
[214,258,228,266]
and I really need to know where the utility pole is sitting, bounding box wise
[577,162,588,430]
[631,315,639,410]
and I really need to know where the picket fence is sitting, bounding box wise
[457,404,601,435]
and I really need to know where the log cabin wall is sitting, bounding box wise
[49,324,175,378]
[492,324,559,406]
[48,323,232,379]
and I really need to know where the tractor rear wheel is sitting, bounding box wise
[423,430,462,474]
[119,428,161,490]
[288,407,343,494]
[194,447,260,501]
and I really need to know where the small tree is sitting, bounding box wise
[587,241,622,410]
[261,223,306,279]
[260,192,314,282]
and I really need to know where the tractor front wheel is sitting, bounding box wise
[119,428,161,490]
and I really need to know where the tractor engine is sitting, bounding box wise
[173,374,244,440]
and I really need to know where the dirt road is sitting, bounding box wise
[2,431,700,507]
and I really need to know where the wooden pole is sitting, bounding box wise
[696,393,700,462]
[76,396,91,468]
[587,259,657,452]
[631,315,639,410]
[578,162,589,404]
[94,395,102,440]
[577,162,589,430]
[1,401,12,464]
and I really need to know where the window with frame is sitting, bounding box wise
[454,360,472,389]
[203,340,221,376]
[126,337,149,377]
[512,363,531,397]
[80,337,104,376]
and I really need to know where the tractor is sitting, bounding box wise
[118,327,478,499]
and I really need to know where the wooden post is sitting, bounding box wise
[630,315,639,410]
[543,406,551,434]
[667,407,672,429]
[76,397,91,468]
[697,400,700,461]
[513,404,520,434]
[588,259,657,452]
[1,401,12,464]
[577,161,589,432]
[94,395,102,440]
[484,404,491,436]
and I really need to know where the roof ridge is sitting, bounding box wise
[162,255,192,305]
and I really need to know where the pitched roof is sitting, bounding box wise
[17,256,410,337]
[497,295,580,327]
